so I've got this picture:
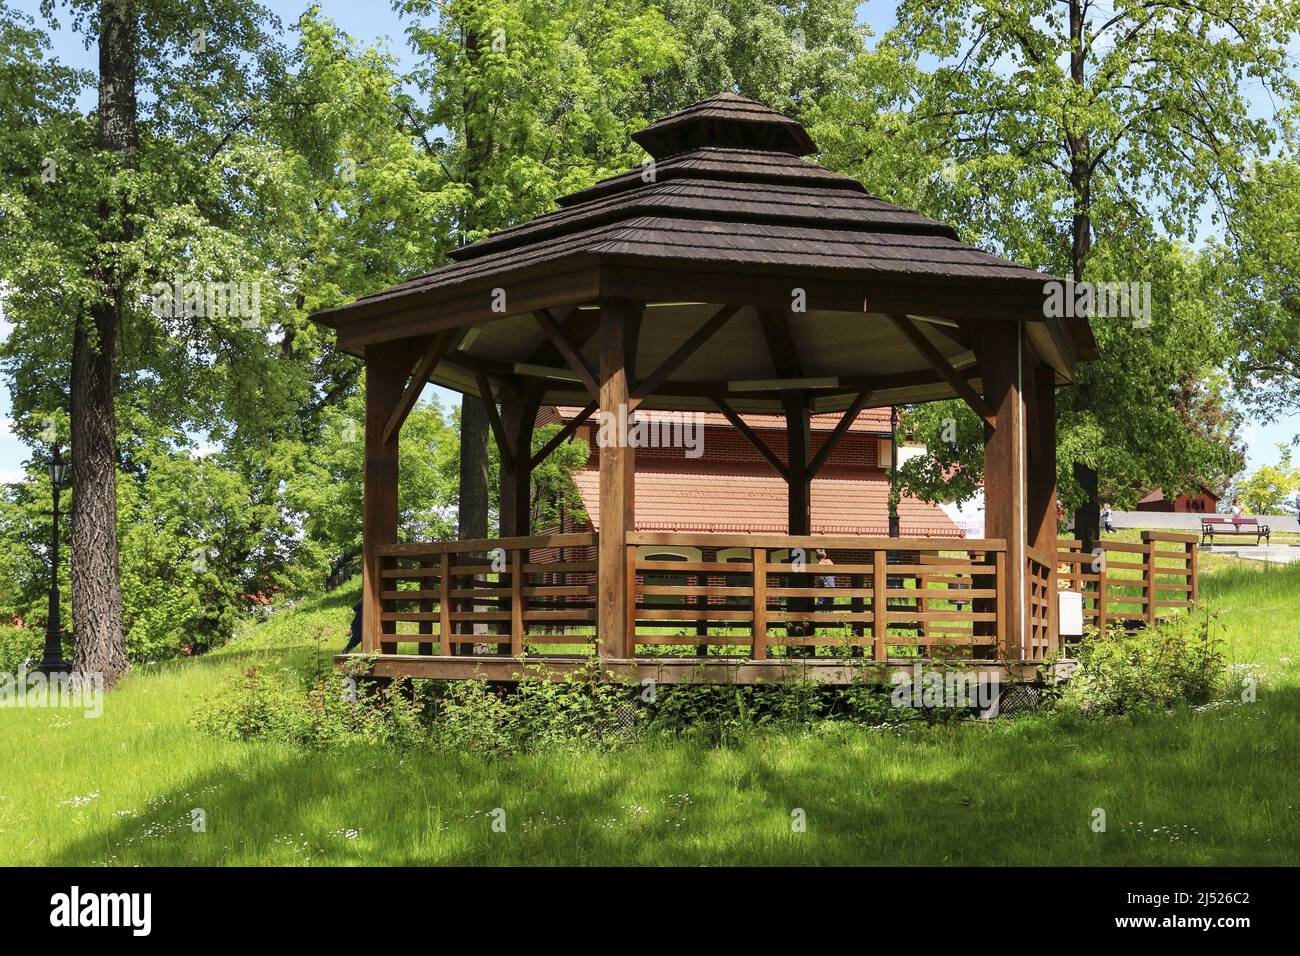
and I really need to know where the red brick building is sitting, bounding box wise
[1135,486,1220,513]
[538,405,960,540]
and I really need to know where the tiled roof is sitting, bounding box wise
[570,466,962,537]
[318,95,1065,321]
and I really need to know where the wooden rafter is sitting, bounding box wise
[533,308,599,397]
[630,303,741,408]
[475,371,513,472]
[888,313,996,427]
[531,401,597,469]
[713,397,789,480]
[807,390,873,479]
[757,306,803,380]
[383,330,457,443]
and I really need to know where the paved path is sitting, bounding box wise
[1209,544,1300,564]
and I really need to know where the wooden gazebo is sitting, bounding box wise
[315,94,1105,683]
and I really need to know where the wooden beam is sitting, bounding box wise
[758,307,803,378]
[889,313,997,427]
[364,341,410,652]
[807,390,873,478]
[630,303,741,407]
[498,385,542,537]
[531,400,597,469]
[712,397,789,480]
[597,299,642,657]
[475,372,513,472]
[383,330,456,443]
[975,321,1026,659]
[1026,357,1058,558]
[534,308,599,397]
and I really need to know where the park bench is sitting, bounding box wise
[1201,516,1270,546]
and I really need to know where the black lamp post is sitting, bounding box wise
[38,447,71,674]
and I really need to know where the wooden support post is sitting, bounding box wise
[498,388,541,538]
[694,571,708,657]
[439,553,452,655]
[1097,547,1109,633]
[510,548,524,656]
[1025,356,1058,648]
[783,393,812,654]
[753,548,768,660]
[1189,540,1199,606]
[363,341,409,654]
[418,559,435,655]
[850,573,864,653]
[872,548,888,660]
[974,322,1026,660]
[495,388,540,656]
[994,549,1007,653]
[625,545,638,658]
[1142,531,1157,626]
[597,299,641,657]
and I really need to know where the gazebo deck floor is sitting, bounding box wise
[337,652,1074,686]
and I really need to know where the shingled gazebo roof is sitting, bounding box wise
[316,93,1094,414]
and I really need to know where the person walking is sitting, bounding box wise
[815,548,836,609]
[1102,502,1116,534]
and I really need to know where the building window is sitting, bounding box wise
[635,546,701,606]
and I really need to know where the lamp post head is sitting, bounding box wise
[48,447,67,487]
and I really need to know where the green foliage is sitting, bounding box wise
[1213,146,1300,433]
[820,0,1298,515]
[1232,447,1300,515]
[0,624,44,673]
[1060,613,1228,717]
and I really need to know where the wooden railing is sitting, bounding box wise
[1055,531,1199,631]
[372,534,598,654]
[368,530,1204,660]
[1025,545,1057,660]
[625,533,1008,660]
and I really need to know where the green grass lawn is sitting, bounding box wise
[2,561,1298,866]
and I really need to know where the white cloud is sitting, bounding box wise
[0,468,24,485]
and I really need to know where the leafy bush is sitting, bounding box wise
[0,625,45,672]
[1058,611,1227,716]
[195,656,641,755]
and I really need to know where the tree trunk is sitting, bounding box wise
[1072,461,1100,555]
[73,0,137,689]
[1066,0,1101,550]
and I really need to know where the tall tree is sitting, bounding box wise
[0,0,286,686]
[393,0,678,540]
[72,0,137,685]
[831,0,1298,546]
[1212,145,1300,433]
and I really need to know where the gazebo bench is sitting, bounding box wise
[1201,516,1270,546]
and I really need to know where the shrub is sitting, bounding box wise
[0,625,45,673]
[1059,611,1227,717]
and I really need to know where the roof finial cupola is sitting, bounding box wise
[631,92,817,159]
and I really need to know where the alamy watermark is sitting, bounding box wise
[150,274,262,328]
[1043,279,1150,328]
[891,664,1000,718]
[596,405,704,459]
[0,667,103,717]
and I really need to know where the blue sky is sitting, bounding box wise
[2,0,1296,482]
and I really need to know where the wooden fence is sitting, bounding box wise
[373,534,597,655]
[367,530,1198,660]
[1055,531,1199,630]
[625,533,1007,659]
